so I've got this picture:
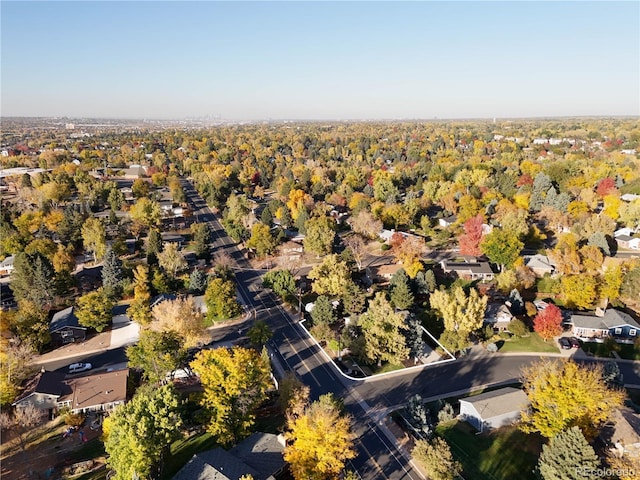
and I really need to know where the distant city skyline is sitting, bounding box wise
[1,1,638,120]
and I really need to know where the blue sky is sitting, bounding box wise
[1,1,638,120]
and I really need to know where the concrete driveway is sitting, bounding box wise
[110,304,140,348]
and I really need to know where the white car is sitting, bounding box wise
[68,362,92,374]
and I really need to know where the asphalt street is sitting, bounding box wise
[183,179,423,479]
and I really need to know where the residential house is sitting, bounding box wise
[0,255,15,275]
[58,369,129,413]
[12,371,69,416]
[524,254,555,277]
[440,260,494,281]
[279,240,304,261]
[438,215,457,228]
[371,263,405,283]
[74,264,103,293]
[483,303,513,332]
[570,309,640,343]
[606,408,640,458]
[458,387,530,433]
[615,234,640,250]
[160,233,185,248]
[13,369,129,415]
[50,307,87,345]
[0,283,16,311]
[172,432,287,480]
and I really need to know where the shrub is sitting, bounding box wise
[508,318,529,337]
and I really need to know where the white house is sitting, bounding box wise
[459,387,529,432]
[0,255,14,275]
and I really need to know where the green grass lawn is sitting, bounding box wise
[498,333,559,353]
[582,342,640,360]
[437,421,543,480]
[161,431,217,480]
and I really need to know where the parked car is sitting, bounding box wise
[568,337,581,349]
[68,362,92,374]
[558,337,571,350]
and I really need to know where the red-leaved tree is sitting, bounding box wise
[596,177,617,198]
[458,214,484,257]
[533,304,563,341]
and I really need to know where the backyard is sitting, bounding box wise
[436,420,543,480]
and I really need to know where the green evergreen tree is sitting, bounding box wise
[189,269,209,293]
[404,313,425,361]
[537,427,599,480]
[310,295,336,326]
[102,246,123,299]
[191,222,211,259]
[390,274,415,310]
[146,228,163,265]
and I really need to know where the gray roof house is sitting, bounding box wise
[524,254,555,277]
[570,309,640,344]
[50,306,87,345]
[12,371,70,413]
[440,260,494,281]
[172,432,286,480]
[0,255,15,275]
[459,387,530,433]
[483,303,513,332]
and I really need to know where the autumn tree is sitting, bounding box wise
[204,277,242,322]
[76,288,114,332]
[127,265,152,325]
[150,296,207,348]
[157,242,187,279]
[103,384,183,480]
[392,235,426,278]
[520,360,625,439]
[127,330,186,383]
[81,217,107,262]
[349,210,382,239]
[129,197,162,230]
[308,254,351,297]
[430,286,488,337]
[303,215,335,256]
[458,214,484,257]
[246,222,278,258]
[533,304,563,341]
[343,234,366,271]
[190,347,272,446]
[247,320,272,348]
[560,275,597,310]
[536,427,599,480]
[480,229,523,271]
[412,437,462,480]
[358,292,409,367]
[284,393,356,480]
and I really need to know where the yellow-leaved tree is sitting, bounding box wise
[520,359,625,440]
[190,347,272,447]
[284,394,356,480]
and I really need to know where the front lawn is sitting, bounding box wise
[498,333,559,353]
[436,421,543,480]
[582,342,640,360]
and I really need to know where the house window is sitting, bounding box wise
[631,329,637,337]
[615,327,622,335]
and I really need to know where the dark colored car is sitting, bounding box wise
[558,337,571,350]
[568,337,581,349]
